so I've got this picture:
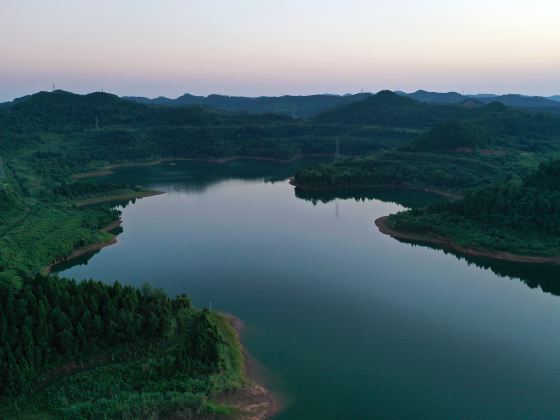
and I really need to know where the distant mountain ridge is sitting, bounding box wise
[5,89,559,118]
[123,92,372,118]
[123,89,560,118]
[314,90,505,128]
[399,90,560,115]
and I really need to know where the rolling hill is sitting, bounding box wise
[124,92,372,118]
[397,90,560,115]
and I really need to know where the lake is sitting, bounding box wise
[57,159,560,419]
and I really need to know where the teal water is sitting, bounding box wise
[57,160,560,419]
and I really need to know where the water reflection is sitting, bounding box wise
[404,241,560,297]
[51,224,124,272]
[91,158,326,194]
[294,186,445,209]
[295,186,560,297]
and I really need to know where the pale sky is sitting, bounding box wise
[1,0,559,101]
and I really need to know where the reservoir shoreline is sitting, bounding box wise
[74,190,164,207]
[375,215,560,265]
[217,314,280,419]
[44,219,123,275]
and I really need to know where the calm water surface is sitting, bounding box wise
[57,160,560,419]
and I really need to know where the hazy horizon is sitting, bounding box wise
[2,0,559,102]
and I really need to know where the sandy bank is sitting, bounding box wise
[375,216,560,266]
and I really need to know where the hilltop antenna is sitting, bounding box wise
[52,84,56,92]
[334,138,340,163]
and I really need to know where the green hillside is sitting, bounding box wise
[387,159,560,257]
[296,99,560,194]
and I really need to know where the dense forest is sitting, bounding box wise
[0,275,243,418]
[386,159,560,256]
[295,98,560,194]
[293,151,525,193]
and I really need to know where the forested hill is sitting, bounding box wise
[313,90,490,128]
[401,90,560,115]
[406,105,560,153]
[0,275,247,418]
[405,90,465,104]
[295,94,560,194]
[2,90,290,132]
[0,90,424,181]
[122,90,560,117]
[387,159,560,258]
[124,92,372,118]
